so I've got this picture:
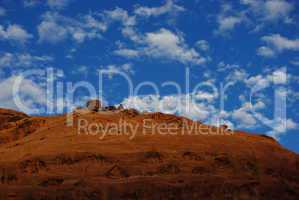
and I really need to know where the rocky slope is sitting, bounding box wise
[0,108,298,200]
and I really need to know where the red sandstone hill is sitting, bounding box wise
[0,108,298,200]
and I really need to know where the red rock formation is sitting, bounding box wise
[0,108,298,199]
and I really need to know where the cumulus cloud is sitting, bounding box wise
[214,0,295,33]
[0,76,46,114]
[0,52,53,69]
[99,63,134,79]
[245,74,271,92]
[221,67,296,137]
[215,4,245,35]
[244,69,287,92]
[258,113,297,139]
[103,6,205,65]
[102,6,205,65]
[217,16,243,33]
[231,102,258,128]
[0,24,33,44]
[241,0,294,23]
[257,34,299,57]
[134,0,185,18]
[195,40,210,51]
[103,7,141,43]
[244,108,298,139]
[257,46,276,58]
[272,119,298,138]
[47,0,72,9]
[104,7,136,27]
[143,28,206,64]
[38,12,106,44]
[71,65,89,77]
[217,62,240,72]
[122,94,217,122]
[230,97,295,136]
[225,68,248,83]
[114,28,207,65]
[271,69,287,84]
[113,48,139,58]
[24,0,72,9]
[38,20,67,43]
[262,34,299,51]
[120,67,295,139]
[195,91,218,103]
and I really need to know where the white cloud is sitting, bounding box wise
[114,48,139,58]
[24,0,72,9]
[257,46,275,57]
[47,0,71,9]
[38,20,67,43]
[195,40,210,51]
[38,12,106,44]
[23,0,73,10]
[134,0,185,18]
[232,103,257,128]
[271,69,287,84]
[104,7,206,65]
[122,94,217,122]
[0,7,6,16]
[286,119,298,129]
[121,63,134,73]
[0,52,53,69]
[121,78,296,139]
[230,101,268,129]
[243,68,287,92]
[195,91,218,103]
[143,28,206,64]
[262,34,299,52]
[0,24,33,44]
[104,7,136,27]
[99,63,134,79]
[241,0,294,23]
[0,76,46,114]
[218,16,243,33]
[223,67,293,137]
[114,28,207,65]
[234,0,295,32]
[71,65,89,77]
[217,62,240,72]
[121,26,142,43]
[245,74,270,92]
[84,14,107,32]
[225,68,248,82]
[103,8,141,43]
[257,34,299,58]
[264,0,294,21]
[262,34,299,51]
[215,4,244,34]
[266,118,298,139]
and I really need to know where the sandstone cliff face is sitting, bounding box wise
[0,108,28,130]
[0,108,298,200]
[0,108,46,145]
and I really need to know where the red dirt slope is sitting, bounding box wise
[0,108,298,200]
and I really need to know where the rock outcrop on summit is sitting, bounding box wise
[86,99,102,112]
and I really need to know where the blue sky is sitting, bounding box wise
[0,0,298,152]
